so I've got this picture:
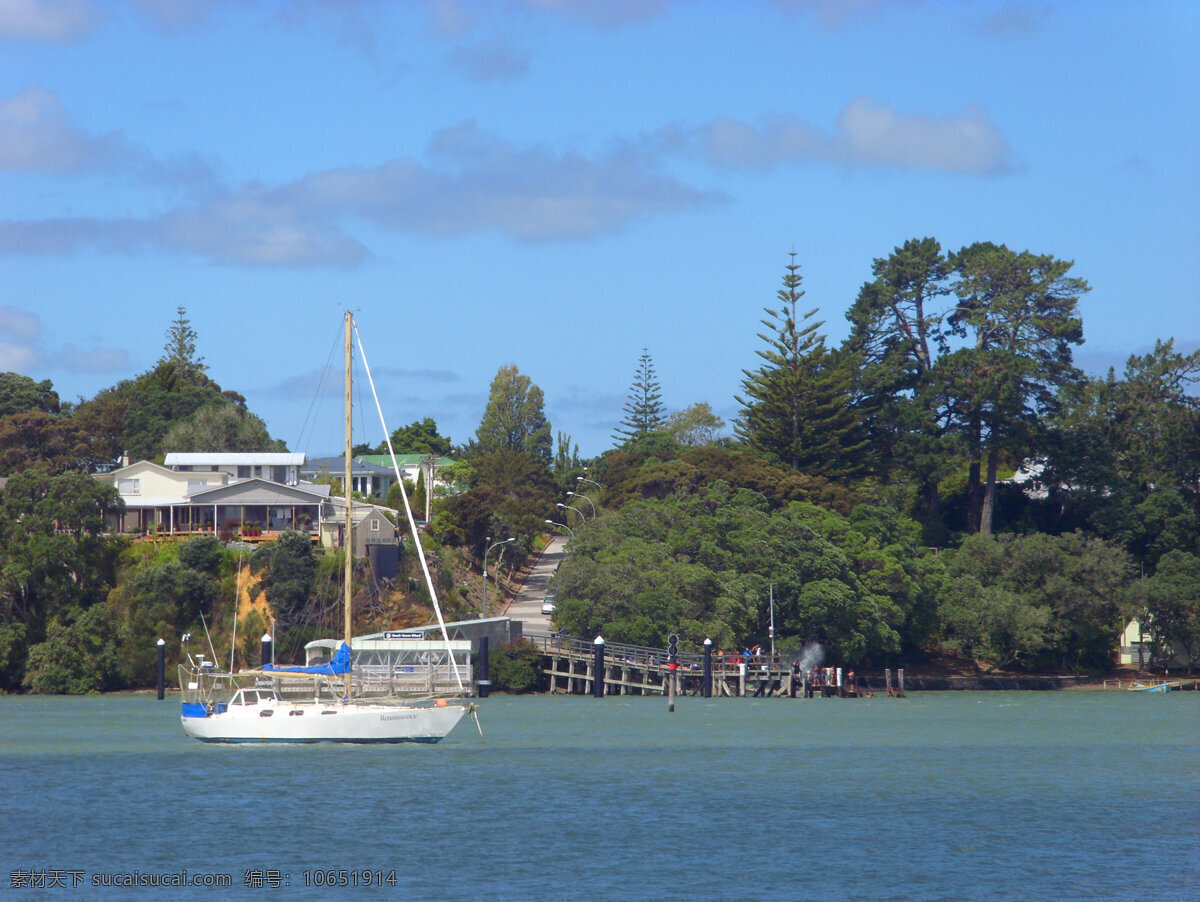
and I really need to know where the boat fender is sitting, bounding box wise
[435,698,448,708]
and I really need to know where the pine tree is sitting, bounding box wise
[736,254,868,477]
[613,348,667,445]
[159,306,208,385]
[939,242,1087,533]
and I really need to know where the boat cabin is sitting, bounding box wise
[228,688,281,707]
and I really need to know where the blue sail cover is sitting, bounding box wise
[263,641,352,675]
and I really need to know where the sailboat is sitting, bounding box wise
[179,313,473,742]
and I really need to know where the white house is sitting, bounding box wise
[163,452,305,486]
[1119,617,1192,670]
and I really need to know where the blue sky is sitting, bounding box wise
[2,0,1197,459]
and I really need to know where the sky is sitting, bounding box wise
[1,0,1197,460]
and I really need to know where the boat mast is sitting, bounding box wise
[343,311,353,698]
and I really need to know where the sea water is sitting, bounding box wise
[1,691,1196,901]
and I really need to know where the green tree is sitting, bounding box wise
[377,417,452,455]
[737,254,868,477]
[72,363,228,462]
[107,558,219,687]
[939,532,1130,672]
[474,364,552,464]
[939,243,1087,534]
[0,373,60,417]
[0,409,92,476]
[158,305,208,385]
[1135,550,1200,674]
[178,534,223,574]
[250,530,318,635]
[553,431,581,476]
[666,402,726,447]
[551,486,924,665]
[613,348,667,445]
[488,638,543,692]
[162,401,284,452]
[440,448,557,549]
[844,238,955,537]
[0,470,123,689]
[23,605,120,694]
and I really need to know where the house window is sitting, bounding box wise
[371,518,380,531]
[237,466,250,478]
[117,478,140,495]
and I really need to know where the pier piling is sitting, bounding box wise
[592,636,605,698]
[156,638,165,700]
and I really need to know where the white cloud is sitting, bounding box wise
[446,42,531,81]
[0,122,725,264]
[0,87,128,173]
[773,0,902,28]
[0,309,128,374]
[0,306,41,340]
[976,3,1049,38]
[513,0,671,29]
[0,339,39,371]
[0,0,102,41]
[834,97,1014,173]
[54,343,130,373]
[694,97,1015,174]
[129,0,223,31]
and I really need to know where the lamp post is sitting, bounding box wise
[576,475,602,491]
[557,502,586,523]
[482,536,514,619]
[768,583,775,660]
[566,491,596,516]
[544,519,574,539]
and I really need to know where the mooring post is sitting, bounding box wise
[898,668,906,698]
[738,661,746,697]
[261,633,273,668]
[477,635,491,698]
[702,638,713,698]
[156,638,166,700]
[667,634,678,712]
[885,668,893,697]
[592,636,605,698]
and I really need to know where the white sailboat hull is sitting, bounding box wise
[181,698,469,743]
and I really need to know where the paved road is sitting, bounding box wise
[504,536,566,640]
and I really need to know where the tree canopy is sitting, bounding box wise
[738,254,869,478]
[613,348,667,446]
[473,364,552,464]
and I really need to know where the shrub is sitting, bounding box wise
[488,639,542,693]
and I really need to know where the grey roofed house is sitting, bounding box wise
[190,478,331,537]
[97,465,332,536]
[317,497,401,561]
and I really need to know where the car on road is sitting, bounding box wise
[541,593,556,615]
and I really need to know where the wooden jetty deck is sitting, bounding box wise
[535,635,888,698]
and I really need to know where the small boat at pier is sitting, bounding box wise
[1127,681,1179,693]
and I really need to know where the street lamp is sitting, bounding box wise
[482,536,514,619]
[566,491,596,516]
[576,475,602,491]
[544,519,575,539]
[557,502,585,522]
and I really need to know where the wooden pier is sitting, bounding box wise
[537,636,876,698]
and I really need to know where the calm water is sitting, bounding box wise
[1,691,1197,901]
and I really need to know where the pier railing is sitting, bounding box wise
[535,634,804,697]
[536,634,767,675]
